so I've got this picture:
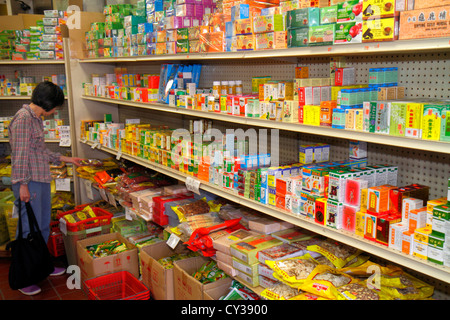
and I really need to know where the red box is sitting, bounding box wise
[342,204,358,232]
[389,184,430,215]
[275,195,286,210]
[375,214,401,246]
[315,198,327,225]
[364,210,388,242]
[276,178,287,197]
[152,194,194,226]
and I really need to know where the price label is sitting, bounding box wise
[166,233,181,249]
[84,179,94,200]
[55,178,71,192]
[185,176,201,195]
[99,188,108,202]
[107,192,117,208]
[116,151,122,160]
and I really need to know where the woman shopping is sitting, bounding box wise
[8,81,84,296]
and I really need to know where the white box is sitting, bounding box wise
[409,207,427,231]
[402,198,423,224]
[389,223,409,251]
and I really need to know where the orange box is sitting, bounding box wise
[295,66,309,79]
[319,100,336,127]
[199,32,225,52]
[409,207,427,231]
[399,6,450,40]
[412,0,450,10]
[234,17,254,35]
[236,34,255,50]
[367,185,396,213]
[401,230,414,255]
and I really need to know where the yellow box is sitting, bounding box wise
[282,100,299,122]
[236,34,255,51]
[303,105,321,126]
[355,211,365,237]
[412,226,432,260]
[405,102,424,139]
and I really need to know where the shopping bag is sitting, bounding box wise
[6,200,54,290]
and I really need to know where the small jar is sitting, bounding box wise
[212,81,221,98]
[221,81,228,95]
[228,80,236,95]
[235,80,243,95]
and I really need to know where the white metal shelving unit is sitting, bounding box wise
[69,36,450,295]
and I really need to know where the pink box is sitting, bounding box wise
[342,204,358,233]
[344,178,368,207]
[195,4,204,17]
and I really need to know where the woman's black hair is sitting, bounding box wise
[31,81,65,112]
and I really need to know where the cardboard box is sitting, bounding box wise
[203,277,234,300]
[140,241,189,300]
[399,6,450,40]
[401,230,414,255]
[77,232,139,283]
[173,256,232,300]
[432,204,450,238]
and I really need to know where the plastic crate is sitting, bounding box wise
[47,221,65,257]
[56,207,113,232]
[62,223,111,266]
[83,271,150,300]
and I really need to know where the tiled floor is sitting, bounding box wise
[0,256,87,300]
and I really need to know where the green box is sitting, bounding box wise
[363,101,377,132]
[428,233,445,265]
[389,101,407,136]
[440,105,450,142]
[320,5,337,25]
[287,27,309,47]
[286,7,320,28]
[176,39,189,53]
[336,0,363,23]
[432,204,450,238]
[334,21,362,44]
[177,28,189,40]
[308,24,335,46]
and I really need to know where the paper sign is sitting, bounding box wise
[166,233,181,249]
[186,176,200,195]
[55,178,71,192]
[84,179,94,200]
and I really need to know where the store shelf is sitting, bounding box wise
[82,95,450,154]
[0,96,68,100]
[0,138,62,143]
[80,139,450,285]
[79,38,450,63]
[0,60,65,65]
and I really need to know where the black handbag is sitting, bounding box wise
[6,200,54,290]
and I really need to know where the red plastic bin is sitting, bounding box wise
[83,271,150,300]
[47,221,65,257]
[56,207,113,232]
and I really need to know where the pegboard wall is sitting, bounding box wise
[116,51,450,199]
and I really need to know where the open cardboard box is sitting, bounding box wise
[173,256,232,300]
[77,232,139,283]
[140,241,190,300]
